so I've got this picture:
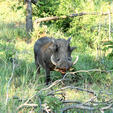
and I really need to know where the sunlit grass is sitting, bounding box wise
[63,89,94,102]
[0,0,25,22]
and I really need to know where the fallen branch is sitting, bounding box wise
[81,96,97,106]
[63,69,113,80]
[16,93,38,111]
[100,103,113,113]
[62,100,82,104]
[38,95,43,113]
[91,99,113,105]
[16,77,113,112]
[61,99,113,112]
[70,69,113,74]
[16,103,38,110]
[35,12,112,23]
[60,104,96,113]
[16,79,65,111]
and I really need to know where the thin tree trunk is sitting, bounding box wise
[26,0,33,38]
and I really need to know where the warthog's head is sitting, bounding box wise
[50,38,78,74]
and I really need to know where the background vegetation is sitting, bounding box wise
[0,0,113,112]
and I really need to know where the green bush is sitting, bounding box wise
[103,40,113,58]
[33,0,112,52]
[5,42,16,61]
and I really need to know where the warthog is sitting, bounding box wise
[34,37,78,84]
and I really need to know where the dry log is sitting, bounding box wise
[35,12,112,23]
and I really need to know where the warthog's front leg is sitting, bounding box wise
[45,68,50,85]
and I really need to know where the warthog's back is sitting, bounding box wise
[34,37,54,69]
[34,37,52,52]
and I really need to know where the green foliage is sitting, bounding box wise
[103,40,113,58]
[5,42,16,61]
[67,16,97,51]
[33,0,59,17]
[44,96,62,112]
[32,0,113,53]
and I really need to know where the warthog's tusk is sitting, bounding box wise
[51,55,57,66]
[73,56,79,65]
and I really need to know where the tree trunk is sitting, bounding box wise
[26,0,33,38]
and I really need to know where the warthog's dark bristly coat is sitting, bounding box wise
[34,37,77,85]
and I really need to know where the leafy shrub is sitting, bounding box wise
[32,0,112,53]
[45,96,62,112]
[5,42,17,61]
[33,0,59,17]
[103,40,113,58]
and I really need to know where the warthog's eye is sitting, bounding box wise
[68,46,71,51]
[68,57,72,61]
[57,58,60,61]
[55,45,59,52]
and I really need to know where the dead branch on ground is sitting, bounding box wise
[16,68,113,112]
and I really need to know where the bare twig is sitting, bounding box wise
[16,93,38,111]
[60,104,96,113]
[91,99,113,105]
[100,103,113,113]
[81,96,97,106]
[69,69,113,74]
[101,103,113,110]
[16,79,64,111]
[17,103,38,110]
[42,103,53,113]
[61,97,113,113]
[63,69,113,81]
[6,58,15,105]
[38,95,43,113]
[62,100,82,104]
[41,79,64,91]
[61,100,113,113]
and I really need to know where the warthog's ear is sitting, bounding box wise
[51,38,55,43]
[71,46,77,51]
[48,39,56,51]
[67,37,71,43]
